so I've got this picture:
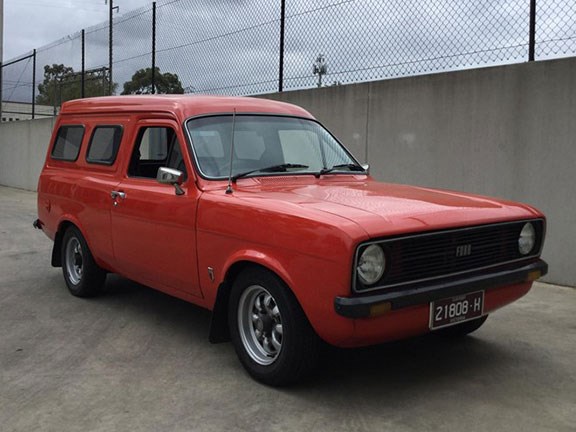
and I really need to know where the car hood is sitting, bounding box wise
[234,177,541,238]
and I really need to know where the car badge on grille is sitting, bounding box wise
[455,244,472,257]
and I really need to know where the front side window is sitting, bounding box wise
[51,126,84,161]
[186,115,360,179]
[128,127,187,180]
[86,126,123,165]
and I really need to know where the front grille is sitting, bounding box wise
[354,219,544,293]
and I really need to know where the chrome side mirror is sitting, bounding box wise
[361,163,370,174]
[157,167,185,195]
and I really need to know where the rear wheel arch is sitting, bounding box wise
[52,219,102,269]
[60,225,107,297]
[51,220,75,267]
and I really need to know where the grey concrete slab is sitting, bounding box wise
[0,186,575,432]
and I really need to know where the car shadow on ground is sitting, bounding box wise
[92,274,514,392]
[98,274,213,341]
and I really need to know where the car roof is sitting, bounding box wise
[59,95,315,120]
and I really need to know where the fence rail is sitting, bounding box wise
[1,0,575,121]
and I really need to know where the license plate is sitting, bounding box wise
[430,291,484,330]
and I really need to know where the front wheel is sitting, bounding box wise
[229,267,320,386]
[61,226,106,297]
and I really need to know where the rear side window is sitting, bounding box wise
[51,126,84,161]
[86,126,123,165]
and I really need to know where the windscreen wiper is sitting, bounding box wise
[232,163,309,182]
[315,163,367,178]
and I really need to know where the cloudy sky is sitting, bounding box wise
[4,0,151,60]
[2,0,573,104]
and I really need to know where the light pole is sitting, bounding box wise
[312,54,327,88]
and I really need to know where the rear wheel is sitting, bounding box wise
[434,315,488,337]
[229,267,320,386]
[61,226,106,297]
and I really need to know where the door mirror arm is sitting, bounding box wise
[157,167,185,196]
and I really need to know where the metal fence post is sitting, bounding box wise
[0,62,3,122]
[0,0,3,123]
[278,0,286,92]
[529,0,536,61]
[109,0,114,95]
[152,2,157,94]
[81,29,85,98]
[32,49,36,119]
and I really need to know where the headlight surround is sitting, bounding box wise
[518,222,536,255]
[357,244,386,286]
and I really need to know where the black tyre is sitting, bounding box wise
[61,226,106,297]
[229,267,320,386]
[434,315,488,337]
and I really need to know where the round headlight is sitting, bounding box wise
[519,222,536,255]
[357,244,386,285]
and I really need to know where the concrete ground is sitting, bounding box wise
[1,185,574,432]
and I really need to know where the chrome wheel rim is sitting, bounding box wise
[65,237,83,285]
[238,285,283,365]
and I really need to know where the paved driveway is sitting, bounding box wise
[1,186,574,432]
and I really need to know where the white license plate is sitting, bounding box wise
[430,291,484,330]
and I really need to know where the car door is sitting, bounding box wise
[110,119,202,297]
[75,122,124,269]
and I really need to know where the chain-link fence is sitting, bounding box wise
[2,0,575,121]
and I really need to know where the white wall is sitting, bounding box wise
[0,117,54,191]
[264,58,576,287]
[1,58,574,285]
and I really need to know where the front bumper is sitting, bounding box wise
[334,259,548,318]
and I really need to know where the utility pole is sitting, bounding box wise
[107,0,119,95]
[313,54,327,88]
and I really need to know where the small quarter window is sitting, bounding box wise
[51,126,84,161]
[86,126,123,165]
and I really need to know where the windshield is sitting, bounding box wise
[186,115,361,179]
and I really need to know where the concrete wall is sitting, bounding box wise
[0,58,574,285]
[0,117,54,191]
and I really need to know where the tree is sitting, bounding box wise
[121,67,184,95]
[36,64,117,106]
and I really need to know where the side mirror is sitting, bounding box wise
[157,167,185,195]
[361,163,370,174]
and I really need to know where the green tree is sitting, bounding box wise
[121,67,184,95]
[36,64,117,106]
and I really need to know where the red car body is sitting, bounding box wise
[36,95,547,383]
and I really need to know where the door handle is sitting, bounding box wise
[110,190,126,200]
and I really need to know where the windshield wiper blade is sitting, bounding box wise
[315,163,366,177]
[232,163,309,182]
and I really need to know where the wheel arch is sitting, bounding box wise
[209,260,294,344]
[51,219,79,267]
[51,217,96,267]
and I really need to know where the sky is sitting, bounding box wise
[4,0,151,61]
[2,0,573,103]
